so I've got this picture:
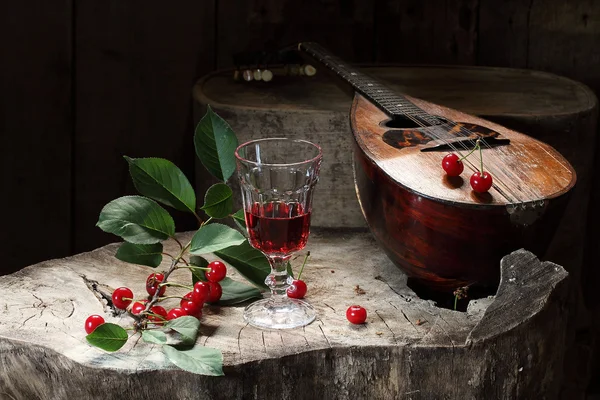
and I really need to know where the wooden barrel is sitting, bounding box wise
[0,233,570,399]
[193,65,597,283]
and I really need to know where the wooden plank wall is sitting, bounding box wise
[0,1,73,273]
[73,0,215,253]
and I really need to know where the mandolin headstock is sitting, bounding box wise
[231,47,317,83]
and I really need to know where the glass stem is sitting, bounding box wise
[265,255,293,298]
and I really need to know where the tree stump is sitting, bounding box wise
[0,231,568,400]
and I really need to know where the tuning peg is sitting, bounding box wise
[233,70,241,81]
[253,69,262,81]
[261,69,273,82]
[303,64,317,77]
[243,69,254,82]
[288,64,300,76]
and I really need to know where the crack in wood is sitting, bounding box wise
[301,326,310,347]
[435,315,456,348]
[318,325,332,348]
[0,391,17,400]
[375,310,398,344]
[79,274,117,315]
[399,309,420,334]
[65,300,75,319]
[20,313,37,327]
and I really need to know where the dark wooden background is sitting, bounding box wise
[1,0,599,392]
[3,0,599,272]
[3,0,600,290]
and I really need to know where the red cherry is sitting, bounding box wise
[112,287,133,310]
[192,281,210,305]
[181,298,203,318]
[85,314,105,334]
[346,305,367,325]
[286,279,308,299]
[148,306,168,324]
[206,282,222,303]
[180,292,194,307]
[470,171,493,193]
[146,273,166,296]
[131,300,147,315]
[205,261,227,282]
[442,153,464,177]
[167,307,187,320]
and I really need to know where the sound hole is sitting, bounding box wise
[382,116,446,129]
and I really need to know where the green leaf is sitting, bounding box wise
[214,241,270,289]
[190,256,208,284]
[96,196,175,244]
[115,242,163,267]
[232,209,247,231]
[190,223,246,255]
[200,183,233,219]
[217,277,263,305]
[142,330,167,345]
[163,345,224,376]
[86,323,128,352]
[164,316,200,345]
[124,156,196,214]
[194,105,239,182]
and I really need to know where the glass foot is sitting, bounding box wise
[243,297,317,329]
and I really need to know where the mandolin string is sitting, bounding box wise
[382,102,539,203]
[424,118,543,202]
[299,43,543,203]
[413,116,543,204]
[396,113,525,203]
[389,109,527,203]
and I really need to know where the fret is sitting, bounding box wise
[299,42,436,123]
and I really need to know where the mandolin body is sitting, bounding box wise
[351,93,576,291]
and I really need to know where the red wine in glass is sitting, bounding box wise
[245,201,311,254]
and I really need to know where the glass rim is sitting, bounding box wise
[235,137,322,167]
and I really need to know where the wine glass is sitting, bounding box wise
[235,138,322,329]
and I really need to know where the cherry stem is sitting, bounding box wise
[171,236,184,250]
[138,240,192,319]
[296,251,310,280]
[160,281,193,290]
[454,295,458,311]
[193,211,204,227]
[177,265,211,272]
[158,295,185,301]
[478,142,484,175]
[457,138,481,162]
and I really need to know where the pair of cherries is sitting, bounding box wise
[442,153,493,193]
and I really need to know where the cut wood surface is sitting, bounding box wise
[0,231,568,399]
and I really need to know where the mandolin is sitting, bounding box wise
[298,42,576,292]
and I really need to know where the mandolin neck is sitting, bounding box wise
[298,42,436,123]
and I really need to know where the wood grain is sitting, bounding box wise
[0,0,73,275]
[0,233,568,399]
[73,0,215,254]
